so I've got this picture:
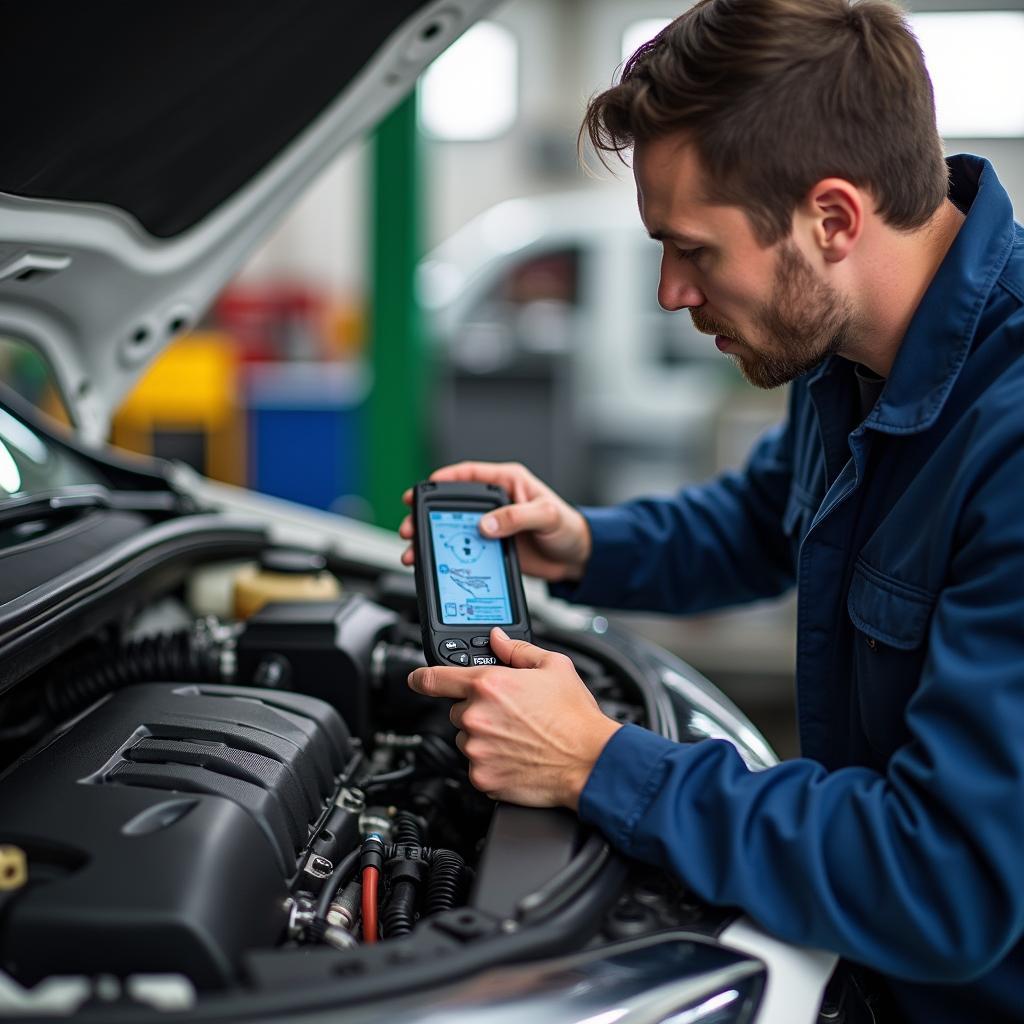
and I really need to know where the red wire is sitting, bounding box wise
[362,866,379,944]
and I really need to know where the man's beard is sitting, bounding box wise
[691,241,854,389]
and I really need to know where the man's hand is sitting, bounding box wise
[407,627,621,809]
[398,461,592,583]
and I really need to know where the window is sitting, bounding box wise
[419,22,518,141]
[621,13,1024,139]
[910,12,1024,138]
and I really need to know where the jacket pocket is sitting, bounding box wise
[847,560,935,760]
[847,560,935,649]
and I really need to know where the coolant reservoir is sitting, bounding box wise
[233,549,341,620]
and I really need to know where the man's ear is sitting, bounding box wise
[799,178,863,264]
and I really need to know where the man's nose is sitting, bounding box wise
[658,250,706,311]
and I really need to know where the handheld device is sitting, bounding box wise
[412,481,532,667]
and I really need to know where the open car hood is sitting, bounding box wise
[0,2,497,444]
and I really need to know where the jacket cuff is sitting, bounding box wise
[578,723,682,851]
[546,506,643,607]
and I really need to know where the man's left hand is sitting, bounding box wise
[407,628,621,809]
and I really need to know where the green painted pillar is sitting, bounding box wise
[367,90,427,529]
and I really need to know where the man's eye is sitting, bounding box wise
[675,246,704,263]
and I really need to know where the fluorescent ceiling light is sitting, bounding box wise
[910,12,1024,138]
[420,22,518,141]
[622,18,671,64]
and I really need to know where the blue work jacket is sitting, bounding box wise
[555,156,1024,1021]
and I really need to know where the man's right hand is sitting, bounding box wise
[398,461,592,583]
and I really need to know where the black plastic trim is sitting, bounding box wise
[0,515,267,692]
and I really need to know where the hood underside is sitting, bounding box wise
[0,1,498,442]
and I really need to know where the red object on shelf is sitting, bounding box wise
[213,283,325,363]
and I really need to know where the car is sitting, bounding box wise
[0,4,834,1023]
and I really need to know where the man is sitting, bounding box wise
[399,0,1024,1018]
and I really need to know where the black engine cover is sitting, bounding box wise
[0,683,350,988]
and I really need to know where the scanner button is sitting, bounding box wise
[470,636,491,648]
[471,655,498,666]
[440,638,468,653]
[447,652,471,666]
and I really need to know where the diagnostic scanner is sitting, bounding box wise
[412,481,532,667]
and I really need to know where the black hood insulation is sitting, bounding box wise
[0,2,429,237]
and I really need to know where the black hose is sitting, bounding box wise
[44,628,226,721]
[424,849,467,916]
[316,837,467,939]
[365,763,416,786]
[379,814,426,939]
[381,879,418,938]
[315,847,362,924]
[392,810,424,848]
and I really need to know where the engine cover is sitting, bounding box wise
[0,683,351,989]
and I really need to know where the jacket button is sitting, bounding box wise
[865,636,877,650]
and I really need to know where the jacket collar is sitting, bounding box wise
[809,155,1016,436]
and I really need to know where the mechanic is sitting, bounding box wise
[400,0,1024,1019]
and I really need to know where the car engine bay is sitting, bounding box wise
[0,539,741,1017]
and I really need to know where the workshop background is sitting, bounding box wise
[3,0,1022,758]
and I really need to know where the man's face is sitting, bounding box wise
[633,135,854,388]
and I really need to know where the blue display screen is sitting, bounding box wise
[428,510,513,626]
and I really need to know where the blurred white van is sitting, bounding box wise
[418,189,779,505]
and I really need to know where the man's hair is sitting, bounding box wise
[582,0,949,245]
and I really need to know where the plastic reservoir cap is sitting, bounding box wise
[234,549,341,620]
[258,549,328,575]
